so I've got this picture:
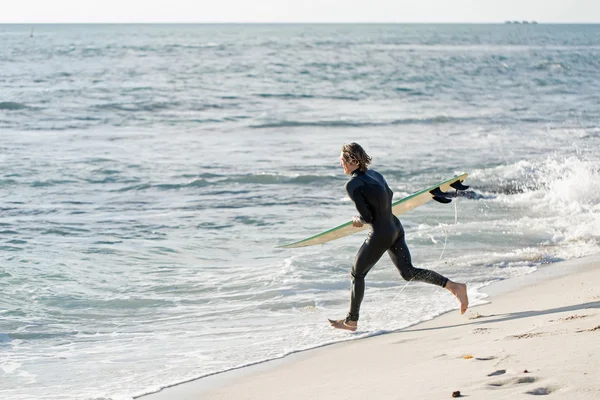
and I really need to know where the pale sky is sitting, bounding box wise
[1,0,599,23]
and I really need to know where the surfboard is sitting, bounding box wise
[280,173,469,248]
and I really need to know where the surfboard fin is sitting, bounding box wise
[432,196,452,204]
[430,179,470,203]
[450,180,470,191]
[429,187,453,203]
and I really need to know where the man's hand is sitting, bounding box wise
[352,216,364,228]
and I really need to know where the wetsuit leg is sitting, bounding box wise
[387,228,449,288]
[347,235,388,321]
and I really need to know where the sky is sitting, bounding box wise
[1,0,599,23]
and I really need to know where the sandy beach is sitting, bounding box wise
[142,254,600,400]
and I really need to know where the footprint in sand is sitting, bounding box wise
[575,325,600,333]
[468,312,490,320]
[488,376,537,388]
[391,337,419,345]
[506,332,546,340]
[550,314,591,322]
[487,369,506,377]
[526,386,556,395]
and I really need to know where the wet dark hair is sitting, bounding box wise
[341,142,372,172]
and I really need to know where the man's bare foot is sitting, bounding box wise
[328,318,357,331]
[446,281,469,314]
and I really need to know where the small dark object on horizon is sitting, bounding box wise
[523,369,529,373]
[452,391,462,398]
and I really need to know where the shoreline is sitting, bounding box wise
[140,253,600,400]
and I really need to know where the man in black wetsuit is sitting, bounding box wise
[328,143,469,331]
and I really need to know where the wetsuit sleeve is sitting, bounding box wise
[345,182,373,224]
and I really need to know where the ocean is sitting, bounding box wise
[1,23,599,400]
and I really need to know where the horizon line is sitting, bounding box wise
[2,21,600,25]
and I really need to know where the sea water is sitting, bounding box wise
[1,23,599,399]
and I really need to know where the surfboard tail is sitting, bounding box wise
[450,181,470,191]
[429,178,470,204]
[429,187,453,203]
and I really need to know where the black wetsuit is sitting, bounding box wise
[345,169,448,321]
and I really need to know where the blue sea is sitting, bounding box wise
[1,23,599,400]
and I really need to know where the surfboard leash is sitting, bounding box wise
[371,191,460,323]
